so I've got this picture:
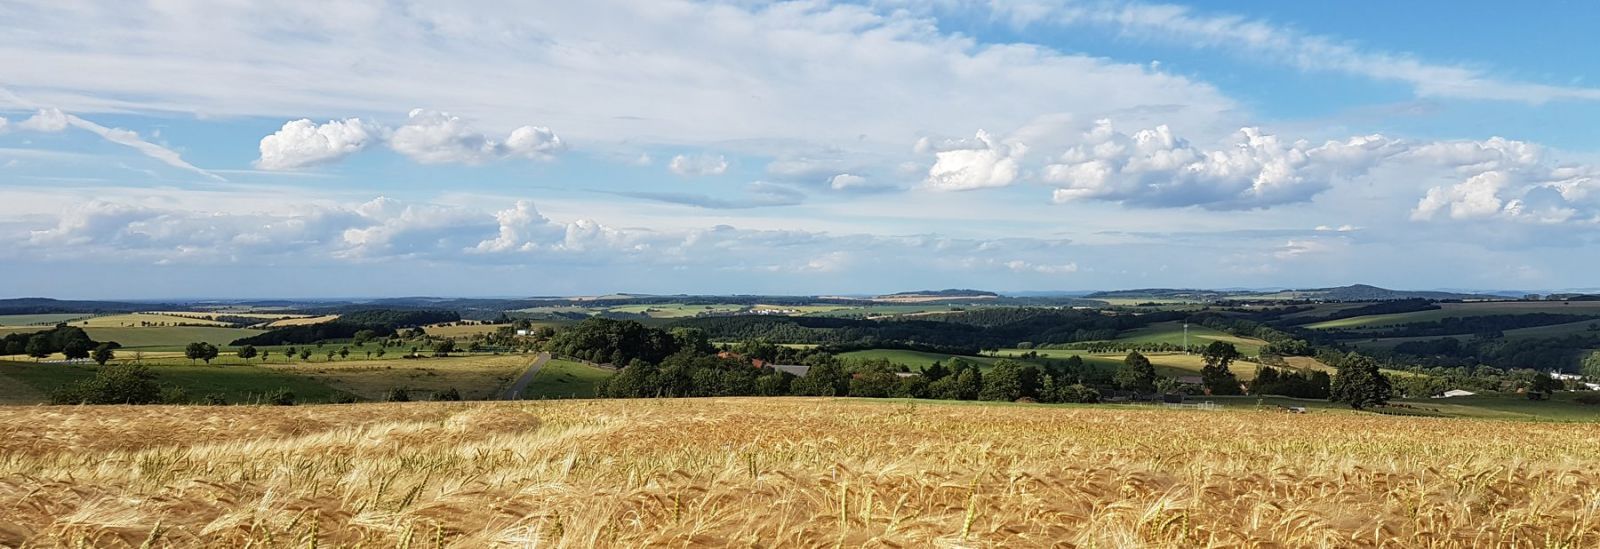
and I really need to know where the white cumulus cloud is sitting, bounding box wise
[256,118,375,170]
[828,173,869,190]
[920,130,1027,191]
[1410,137,1599,224]
[253,110,565,168]
[1043,120,1401,209]
[388,109,565,165]
[669,154,730,176]
[1005,260,1078,274]
[18,108,69,132]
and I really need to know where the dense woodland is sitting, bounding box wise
[670,309,1184,354]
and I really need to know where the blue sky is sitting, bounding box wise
[1,0,1598,298]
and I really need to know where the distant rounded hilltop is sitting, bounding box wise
[872,289,999,302]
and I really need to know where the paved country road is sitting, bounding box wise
[502,352,552,400]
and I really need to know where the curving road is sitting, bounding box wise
[501,352,552,400]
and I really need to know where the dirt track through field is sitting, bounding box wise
[501,352,551,399]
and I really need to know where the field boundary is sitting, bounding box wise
[502,352,552,400]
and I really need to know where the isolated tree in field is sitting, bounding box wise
[185,342,210,364]
[237,345,258,362]
[1115,351,1158,392]
[25,335,51,361]
[326,350,336,361]
[1328,353,1392,409]
[339,347,350,359]
[1200,342,1242,395]
[91,343,115,365]
[433,339,456,357]
[260,350,270,362]
[62,341,90,361]
[299,349,312,361]
[286,346,297,359]
[375,348,386,359]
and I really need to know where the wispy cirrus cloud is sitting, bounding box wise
[0,95,224,181]
[933,0,1600,104]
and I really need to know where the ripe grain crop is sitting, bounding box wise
[0,398,1597,547]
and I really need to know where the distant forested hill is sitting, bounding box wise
[0,298,170,315]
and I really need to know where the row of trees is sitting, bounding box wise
[595,352,1107,404]
[2,325,111,361]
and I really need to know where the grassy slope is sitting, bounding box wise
[0,360,343,404]
[0,369,46,405]
[808,304,962,318]
[70,313,236,327]
[1305,301,1600,330]
[1110,321,1267,354]
[260,354,530,401]
[519,358,614,399]
[0,313,93,326]
[85,326,260,350]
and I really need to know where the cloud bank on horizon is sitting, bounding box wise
[0,0,1596,297]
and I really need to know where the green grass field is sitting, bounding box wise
[0,324,259,352]
[1305,301,1600,330]
[809,304,965,318]
[519,359,614,399]
[262,354,529,401]
[605,304,748,318]
[83,326,260,350]
[67,313,236,328]
[1108,321,1267,354]
[0,360,344,404]
[1348,318,1600,352]
[0,313,93,326]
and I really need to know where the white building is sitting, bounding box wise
[1433,389,1477,398]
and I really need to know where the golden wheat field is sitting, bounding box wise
[1,399,1598,548]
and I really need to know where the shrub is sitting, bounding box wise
[203,393,229,405]
[160,386,192,405]
[431,387,462,401]
[1056,383,1101,404]
[331,392,360,404]
[265,388,296,406]
[386,387,411,402]
[49,363,162,405]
